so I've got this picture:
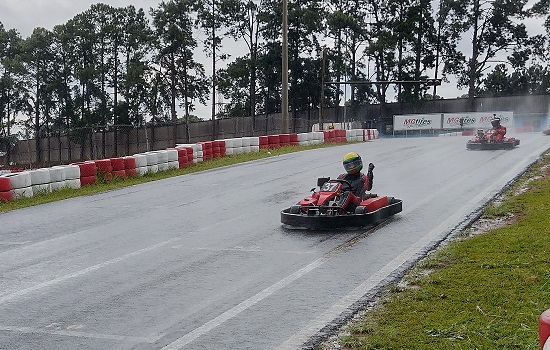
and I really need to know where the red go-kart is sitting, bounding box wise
[466,129,519,150]
[280,177,402,230]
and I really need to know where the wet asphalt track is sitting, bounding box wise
[0,133,549,350]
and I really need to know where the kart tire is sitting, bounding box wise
[289,205,301,214]
[355,206,367,214]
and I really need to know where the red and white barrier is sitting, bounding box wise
[540,309,550,349]
[1,128,382,203]
[0,175,12,202]
[123,156,137,177]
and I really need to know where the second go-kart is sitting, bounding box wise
[281,177,402,230]
[466,129,520,150]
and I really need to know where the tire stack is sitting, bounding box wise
[177,146,194,166]
[290,133,299,146]
[212,140,225,158]
[29,168,51,195]
[540,309,550,350]
[259,136,269,149]
[177,144,201,163]
[3,172,32,199]
[133,154,148,176]
[170,147,188,169]
[200,142,213,160]
[0,175,12,202]
[123,156,137,177]
[48,166,67,191]
[165,149,179,170]
[60,165,81,189]
[155,150,169,171]
[232,138,243,155]
[268,135,280,149]
[250,137,260,152]
[193,144,204,163]
[279,134,290,147]
[95,159,113,181]
[311,131,324,145]
[72,161,97,186]
[110,157,126,179]
[144,152,159,173]
[336,129,347,142]
[241,137,251,153]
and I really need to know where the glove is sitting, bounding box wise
[368,163,375,172]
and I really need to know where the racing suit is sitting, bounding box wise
[337,172,372,199]
[336,164,374,211]
[492,125,507,142]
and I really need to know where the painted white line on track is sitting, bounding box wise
[0,237,181,305]
[0,207,259,305]
[170,245,314,255]
[0,324,163,343]
[0,241,31,245]
[275,143,550,349]
[160,256,328,350]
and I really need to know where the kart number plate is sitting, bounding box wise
[320,182,340,192]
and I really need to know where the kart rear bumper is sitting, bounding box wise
[281,199,402,230]
[466,139,519,150]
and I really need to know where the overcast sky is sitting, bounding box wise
[0,0,546,119]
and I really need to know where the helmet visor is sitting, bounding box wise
[343,158,362,173]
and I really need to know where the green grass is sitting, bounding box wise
[0,143,340,213]
[329,154,550,350]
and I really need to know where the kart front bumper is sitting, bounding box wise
[280,199,402,230]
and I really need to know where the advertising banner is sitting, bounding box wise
[393,114,442,131]
[442,111,514,129]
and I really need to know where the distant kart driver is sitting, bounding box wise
[336,152,374,211]
[490,115,507,142]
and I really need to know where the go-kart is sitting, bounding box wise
[281,177,402,230]
[543,128,550,135]
[466,129,520,150]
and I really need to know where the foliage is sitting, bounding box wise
[0,0,548,140]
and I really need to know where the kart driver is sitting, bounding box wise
[490,115,507,142]
[337,152,374,201]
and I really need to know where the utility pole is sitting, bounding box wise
[281,0,289,133]
[320,48,326,131]
[211,0,217,140]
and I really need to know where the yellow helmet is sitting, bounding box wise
[343,152,363,174]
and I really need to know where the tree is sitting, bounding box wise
[20,27,59,164]
[440,0,532,110]
[482,63,550,96]
[223,0,265,130]
[151,0,209,143]
[0,25,26,161]
[195,0,236,138]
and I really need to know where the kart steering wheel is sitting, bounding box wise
[331,179,353,191]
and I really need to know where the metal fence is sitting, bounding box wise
[2,94,549,169]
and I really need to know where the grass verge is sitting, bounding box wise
[324,153,550,350]
[0,143,338,213]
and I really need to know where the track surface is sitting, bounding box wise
[1,133,548,350]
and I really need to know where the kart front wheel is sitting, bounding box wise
[289,205,302,214]
[355,206,367,214]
